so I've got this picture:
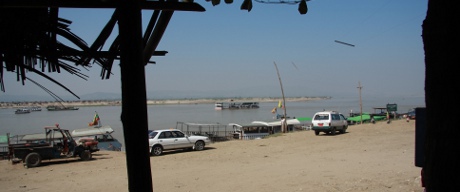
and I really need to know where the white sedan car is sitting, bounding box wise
[148,129,211,156]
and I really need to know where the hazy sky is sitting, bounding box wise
[1,0,428,101]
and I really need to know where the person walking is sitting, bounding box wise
[386,111,391,124]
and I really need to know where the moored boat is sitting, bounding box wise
[46,105,79,111]
[229,118,304,140]
[214,102,259,110]
[30,106,42,111]
[15,108,31,114]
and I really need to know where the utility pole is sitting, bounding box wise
[357,81,363,124]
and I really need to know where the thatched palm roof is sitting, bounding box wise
[1,1,204,96]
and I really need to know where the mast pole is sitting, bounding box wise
[274,62,287,133]
[358,81,363,124]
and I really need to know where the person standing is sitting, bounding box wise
[281,116,286,133]
[386,111,391,124]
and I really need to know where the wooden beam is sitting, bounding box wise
[3,50,168,57]
[143,11,173,65]
[0,0,206,12]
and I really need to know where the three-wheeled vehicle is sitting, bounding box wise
[8,124,98,168]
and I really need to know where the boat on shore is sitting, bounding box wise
[71,112,122,151]
[215,102,260,110]
[18,113,122,151]
[14,108,31,114]
[46,105,79,111]
[229,118,308,140]
[71,125,122,151]
[175,122,231,142]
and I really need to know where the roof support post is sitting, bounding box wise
[118,0,153,191]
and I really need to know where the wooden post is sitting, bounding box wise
[118,0,153,191]
[357,81,363,124]
[274,62,287,133]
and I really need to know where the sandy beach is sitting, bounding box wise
[0,119,424,192]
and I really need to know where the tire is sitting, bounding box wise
[24,152,41,168]
[194,141,205,151]
[79,150,92,161]
[314,131,320,135]
[330,128,336,135]
[151,145,163,156]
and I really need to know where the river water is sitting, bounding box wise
[0,96,425,149]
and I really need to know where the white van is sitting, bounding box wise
[311,111,348,135]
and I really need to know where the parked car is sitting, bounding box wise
[407,109,416,120]
[311,111,348,135]
[148,129,211,156]
[148,130,154,136]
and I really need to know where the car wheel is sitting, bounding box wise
[330,128,336,135]
[339,127,345,134]
[314,131,320,135]
[24,152,41,168]
[79,150,92,161]
[194,141,205,151]
[151,145,163,156]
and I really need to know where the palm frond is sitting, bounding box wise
[0,7,93,97]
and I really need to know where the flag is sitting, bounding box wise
[278,101,285,109]
[89,112,100,126]
[271,107,277,114]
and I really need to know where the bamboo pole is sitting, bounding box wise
[274,62,287,133]
[358,81,363,124]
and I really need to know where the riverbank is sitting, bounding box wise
[0,96,329,109]
[0,119,424,192]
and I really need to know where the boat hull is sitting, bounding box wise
[46,105,79,111]
[15,108,31,114]
[214,102,260,110]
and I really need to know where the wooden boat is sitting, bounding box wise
[30,106,42,111]
[20,125,122,151]
[15,108,31,114]
[176,122,227,136]
[71,125,122,151]
[214,102,259,110]
[229,118,305,140]
[71,112,122,151]
[46,105,79,111]
[347,113,386,124]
